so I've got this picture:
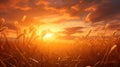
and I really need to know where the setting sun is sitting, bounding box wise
[43,33,53,41]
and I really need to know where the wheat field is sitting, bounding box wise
[0,20,120,67]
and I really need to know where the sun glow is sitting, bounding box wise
[34,24,63,42]
[35,30,56,42]
[43,33,53,40]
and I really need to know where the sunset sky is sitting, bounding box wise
[0,0,120,38]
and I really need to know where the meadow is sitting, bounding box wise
[0,20,120,67]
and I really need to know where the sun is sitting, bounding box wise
[43,33,53,41]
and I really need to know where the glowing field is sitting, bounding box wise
[0,28,120,67]
[0,0,120,67]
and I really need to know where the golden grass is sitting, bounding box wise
[0,18,120,67]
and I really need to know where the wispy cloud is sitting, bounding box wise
[60,27,84,35]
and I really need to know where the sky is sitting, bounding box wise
[0,0,120,38]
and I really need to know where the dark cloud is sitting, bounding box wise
[58,26,83,39]
[107,21,120,31]
[92,20,120,31]
[60,27,84,35]
[55,0,120,22]
[64,27,83,32]
[47,0,120,23]
[86,0,120,22]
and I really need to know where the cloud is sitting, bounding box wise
[85,0,120,22]
[45,0,120,23]
[92,20,120,31]
[107,21,120,31]
[0,0,34,13]
[60,27,84,35]
[58,26,84,39]
[0,0,120,31]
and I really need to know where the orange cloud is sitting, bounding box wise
[0,0,30,11]
[71,4,79,11]
[36,0,49,6]
[14,6,31,11]
[85,5,97,12]
[0,0,120,32]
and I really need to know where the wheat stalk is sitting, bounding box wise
[0,59,6,67]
